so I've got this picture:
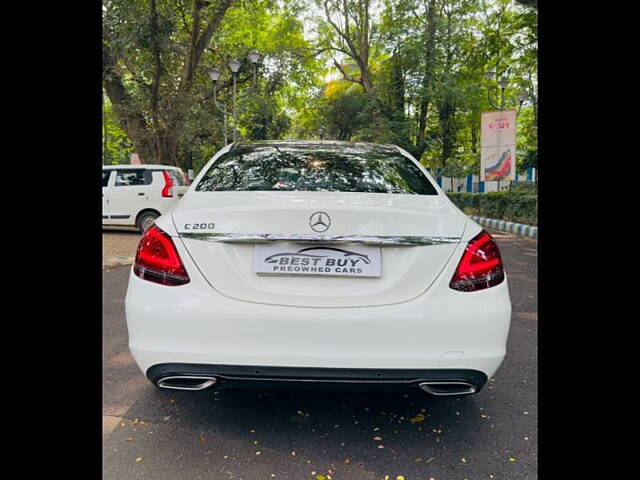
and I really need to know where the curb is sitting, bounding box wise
[470,216,538,239]
[103,256,134,271]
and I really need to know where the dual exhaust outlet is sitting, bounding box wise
[156,375,476,396]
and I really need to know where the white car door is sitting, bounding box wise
[109,169,153,226]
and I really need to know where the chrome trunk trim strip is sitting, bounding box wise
[179,232,460,246]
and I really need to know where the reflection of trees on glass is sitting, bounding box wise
[115,169,148,186]
[196,143,437,195]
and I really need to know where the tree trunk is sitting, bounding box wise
[390,52,405,120]
[415,0,438,155]
[439,96,456,166]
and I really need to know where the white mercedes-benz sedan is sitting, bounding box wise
[125,141,511,396]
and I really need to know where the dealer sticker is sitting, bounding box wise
[254,244,381,278]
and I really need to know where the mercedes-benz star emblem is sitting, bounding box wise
[309,211,331,232]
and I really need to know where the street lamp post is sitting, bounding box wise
[228,59,242,143]
[210,51,262,144]
[247,50,261,85]
[208,68,228,145]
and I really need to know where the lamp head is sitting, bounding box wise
[247,50,261,64]
[229,59,242,73]
[208,69,221,82]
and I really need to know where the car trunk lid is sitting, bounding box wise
[172,191,466,307]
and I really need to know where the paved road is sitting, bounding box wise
[103,231,537,480]
[102,229,140,270]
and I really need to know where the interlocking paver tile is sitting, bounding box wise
[103,231,140,270]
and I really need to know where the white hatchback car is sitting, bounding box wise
[125,141,511,396]
[103,164,189,232]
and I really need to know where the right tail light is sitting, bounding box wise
[450,230,505,292]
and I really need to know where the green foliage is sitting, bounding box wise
[447,192,537,225]
[317,90,370,140]
[303,0,537,170]
[103,0,321,169]
[103,0,537,174]
[103,95,133,164]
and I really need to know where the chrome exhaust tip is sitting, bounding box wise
[418,381,477,396]
[156,375,218,391]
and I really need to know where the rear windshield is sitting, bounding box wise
[196,144,437,195]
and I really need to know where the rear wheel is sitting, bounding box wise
[136,211,159,232]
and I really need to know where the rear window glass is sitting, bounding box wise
[115,169,151,186]
[196,144,437,195]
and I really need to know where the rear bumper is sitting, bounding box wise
[147,363,488,394]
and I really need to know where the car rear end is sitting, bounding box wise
[125,142,511,395]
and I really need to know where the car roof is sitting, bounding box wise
[102,164,183,170]
[229,140,399,154]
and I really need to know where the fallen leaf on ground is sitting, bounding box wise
[409,413,425,423]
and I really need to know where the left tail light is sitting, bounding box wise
[161,170,174,198]
[133,225,190,286]
[450,230,504,292]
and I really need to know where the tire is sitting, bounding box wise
[136,211,159,233]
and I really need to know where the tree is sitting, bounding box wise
[316,0,378,92]
[102,0,537,178]
[103,0,237,168]
[319,89,371,140]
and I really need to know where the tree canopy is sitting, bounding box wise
[103,0,537,176]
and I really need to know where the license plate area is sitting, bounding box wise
[254,243,382,278]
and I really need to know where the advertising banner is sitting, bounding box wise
[481,110,516,182]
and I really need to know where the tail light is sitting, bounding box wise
[161,170,174,198]
[133,225,190,286]
[450,230,504,292]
